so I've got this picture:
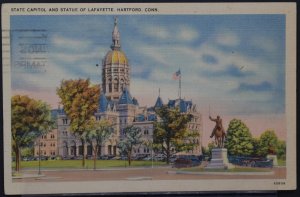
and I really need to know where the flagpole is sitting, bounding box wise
[179,68,181,99]
[179,75,181,99]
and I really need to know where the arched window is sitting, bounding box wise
[113,78,119,92]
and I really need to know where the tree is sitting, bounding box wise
[225,119,253,156]
[86,119,115,170]
[207,141,216,159]
[117,125,143,166]
[257,130,278,157]
[251,137,260,157]
[57,79,100,167]
[153,106,195,164]
[276,140,286,160]
[11,95,52,172]
[21,147,34,158]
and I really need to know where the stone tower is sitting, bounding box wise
[102,17,130,101]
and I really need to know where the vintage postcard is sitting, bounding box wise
[2,3,296,195]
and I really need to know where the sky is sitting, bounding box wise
[10,15,286,145]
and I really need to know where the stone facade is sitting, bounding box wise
[34,17,203,158]
[34,129,58,157]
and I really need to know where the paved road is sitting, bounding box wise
[14,167,286,182]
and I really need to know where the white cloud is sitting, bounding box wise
[50,49,105,64]
[214,29,240,47]
[128,37,279,115]
[177,26,199,41]
[139,24,199,42]
[141,26,170,40]
[52,35,91,50]
[251,36,277,52]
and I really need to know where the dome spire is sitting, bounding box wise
[111,16,121,50]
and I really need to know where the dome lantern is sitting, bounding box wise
[111,16,121,50]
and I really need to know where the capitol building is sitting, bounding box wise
[34,18,203,158]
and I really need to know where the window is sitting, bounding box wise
[144,148,146,153]
[63,119,68,125]
[109,84,112,92]
[144,129,149,135]
[53,143,55,147]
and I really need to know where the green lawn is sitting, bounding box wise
[12,159,166,170]
[277,159,286,166]
[180,166,272,173]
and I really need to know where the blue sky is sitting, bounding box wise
[11,14,285,116]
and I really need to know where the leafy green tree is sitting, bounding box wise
[57,79,100,167]
[153,106,195,164]
[251,137,260,157]
[12,95,52,172]
[117,125,143,166]
[207,142,216,159]
[86,119,115,170]
[257,130,278,156]
[201,146,208,156]
[225,119,253,156]
[276,140,286,160]
[21,147,34,158]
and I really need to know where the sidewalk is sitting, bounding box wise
[12,173,45,179]
[19,165,171,172]
[168,170,274,176]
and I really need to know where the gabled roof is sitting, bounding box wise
[118,88,133,104]
[99,94,108,112]
[132,97,139,106]
[154,96,164,108]
[167,99,193,113]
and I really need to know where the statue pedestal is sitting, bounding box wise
[205,148,234,169]
[267,154,278,166]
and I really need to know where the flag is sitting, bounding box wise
[172,69,181,80]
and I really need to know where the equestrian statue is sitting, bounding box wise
[209,115,226,148]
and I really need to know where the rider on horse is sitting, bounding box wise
[209,115,224,138]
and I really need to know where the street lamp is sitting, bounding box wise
[151,139,153,169]
[38,138,41,175]
[35,137,42,175]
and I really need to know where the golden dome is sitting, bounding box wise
[104,50,128,65]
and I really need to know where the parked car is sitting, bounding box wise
[143,156,154,161]
[169,155,177,163]
[98,155,109,160]
[111,156,121,160]
[154,154,166,161]
[120,156,128,160]
[108,155,116,160]
[228,156,273,168]
[63,155,75,160]
[172,157,201,168]
[133,154,148,160]
[75,155,83,160]
[22,157,30,161]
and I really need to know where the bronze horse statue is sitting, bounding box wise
[209,115,226,148]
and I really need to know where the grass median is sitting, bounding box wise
[12,160,166,170]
